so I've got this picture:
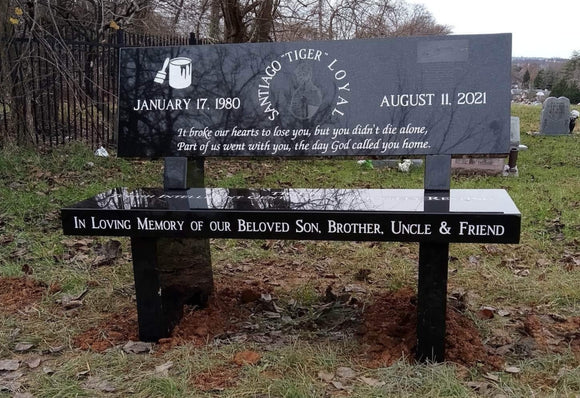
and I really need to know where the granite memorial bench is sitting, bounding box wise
[61,33,520,362]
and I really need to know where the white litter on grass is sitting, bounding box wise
[94,146,109,157]
[398,159,413,172]
[356,159,374,169]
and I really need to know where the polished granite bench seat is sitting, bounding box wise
[62,187,520,243]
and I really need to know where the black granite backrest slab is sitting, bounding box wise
[118,34,511,158]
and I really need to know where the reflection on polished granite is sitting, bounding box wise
[68,187,520,214]
[118,35,512,158]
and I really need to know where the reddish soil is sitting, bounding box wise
[0,277,46,313]
[71,284,505,369]
[359,287,504,369]
[358,287,417,366]
[73,308,139,351]
[523,313,580,361]
[553,317,580,358]
[158,283,255,351]
[72,281,258,353]
[191,364,241,391]
[1,275,577,369]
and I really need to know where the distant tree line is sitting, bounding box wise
[513,52,580,103]
[550,52,580,103]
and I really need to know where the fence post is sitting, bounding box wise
[112,29,125,144]
[0,0,14,144]
[189,32,197,45]
[117,29,125,47]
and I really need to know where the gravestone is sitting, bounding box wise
[571,110,579,133]
[451,157,505,176]
[451,115,522,176]
[510,116,520,147]
[503,116,524,176]
[540,97,570,135]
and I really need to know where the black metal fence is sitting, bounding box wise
[0,29,193,148]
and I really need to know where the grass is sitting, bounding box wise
[0,104,579,397]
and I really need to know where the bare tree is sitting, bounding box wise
[269,0,449,42]
[1,0,16,143]
[0,0,159,144]
[220,0,277,42]
[151,0,277,43]
[136,0,448,44]
[6,0,155,40]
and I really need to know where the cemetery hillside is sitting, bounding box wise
[0,102,578,396]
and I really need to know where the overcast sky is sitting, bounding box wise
[418,0,578,59]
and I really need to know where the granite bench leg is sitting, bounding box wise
[416,155,451,362]
[416,242,449,362]
[131,236,213,341]
[131,237,171,341]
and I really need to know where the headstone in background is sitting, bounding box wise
[510,116,521,148]
[451,116,522,176]
[503,116,526,177]
[540,97,570,135]
[452,157,505,176]
[570,110,579,133]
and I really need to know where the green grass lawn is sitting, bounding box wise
[0,104,578,397]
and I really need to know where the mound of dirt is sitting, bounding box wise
[158,283,254,351]
[359,287,503,369]
[68,278,575,370]
[73,282,255,353]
